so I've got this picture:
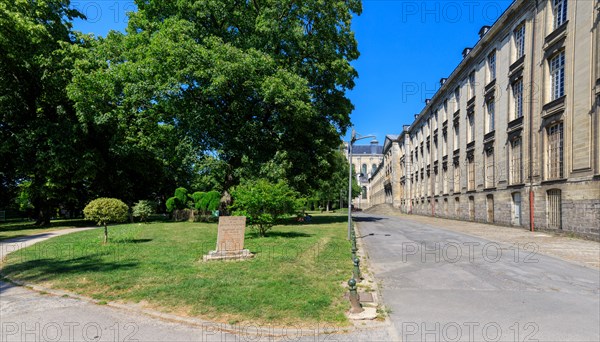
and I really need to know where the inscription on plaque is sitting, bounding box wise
[216,216,246,252]
[202,216,253,261]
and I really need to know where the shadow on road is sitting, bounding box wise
[353,216,386,223]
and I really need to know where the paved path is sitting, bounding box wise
[355,212,600,342]
[0,228,392,341]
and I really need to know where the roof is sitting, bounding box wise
[353,145,383,155]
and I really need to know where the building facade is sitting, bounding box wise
[370,0,600,239]
[346,140,383,209]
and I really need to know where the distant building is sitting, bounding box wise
[370,0,600,239]
[345,139,383,209]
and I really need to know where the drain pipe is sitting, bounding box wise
[528,0,538,232]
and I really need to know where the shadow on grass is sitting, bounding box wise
[248,231,313,239]
[280,214,348,226]
[114,238,153,244]
[1,254,138,283]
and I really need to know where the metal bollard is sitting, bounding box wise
[353,257,361,280]
[348,278,363,313]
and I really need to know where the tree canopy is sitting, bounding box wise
[69,0,362,193]
[0,0,362,221]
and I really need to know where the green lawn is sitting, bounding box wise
[1,214,352,326]
[0,219,93,241]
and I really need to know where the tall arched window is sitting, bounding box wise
[361,164,367,175]
[362,186,367,199]
[372,164,377,174]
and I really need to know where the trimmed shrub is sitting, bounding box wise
[83,198,129,243]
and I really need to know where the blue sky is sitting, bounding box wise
[71,0,513,145]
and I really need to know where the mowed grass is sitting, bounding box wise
[0,219,93,241]
[1,214,352,326]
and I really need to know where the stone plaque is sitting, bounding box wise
[203,216,253,261]
[216,216,246,252]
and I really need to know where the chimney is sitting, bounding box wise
[462,47,473,59]
[478,25,491,39]
[370,139,379,154]
[440,78,448,86]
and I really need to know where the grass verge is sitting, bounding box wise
[1,213,351,326]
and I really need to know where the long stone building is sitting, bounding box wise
[369,0,600,239]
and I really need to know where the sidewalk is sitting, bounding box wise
[364,206,600,269]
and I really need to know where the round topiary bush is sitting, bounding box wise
[83,198,129,244]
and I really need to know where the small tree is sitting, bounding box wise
[83,198,129,243]
[132,200,154,223]
[230,179,298,237]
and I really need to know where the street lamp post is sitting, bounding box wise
[347,129,376,240]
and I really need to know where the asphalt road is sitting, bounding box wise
[354,212,600,342]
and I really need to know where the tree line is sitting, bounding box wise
[0,0,362,224]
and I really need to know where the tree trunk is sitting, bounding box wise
[34,202,51,226]
[103,224,108,244]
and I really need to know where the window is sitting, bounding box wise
[444,198,449,216]
[453,163,461,193]
[547,189,562,229]
[454,87,461,112]
[510,138,523,184]
[486,100,495,133]
[443,167,448,194]
[442,131,448,156]
[467,157,475,191]
[361,164,367,176]
[469,196,475,220]
[468,71,476,99]
[487,50,496,81]
[512,79,524,120]
[547,122,564,179]
[443,100,448,120]
[467,113,475,143]
[372,164,377,175]
[485,148,495,188]
[514,24,526,59]
[550,51,565,100]
[553,0,568,30]
[362,186,367,200]
[486,195,494,223]
[453,124,460,149]
[455,197,460,217]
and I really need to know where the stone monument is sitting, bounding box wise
[203,216,253,261]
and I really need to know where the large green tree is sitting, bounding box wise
[0,0,88,224]
[68,0,362,197]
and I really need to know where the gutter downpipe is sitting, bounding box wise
[528,0,538,232]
